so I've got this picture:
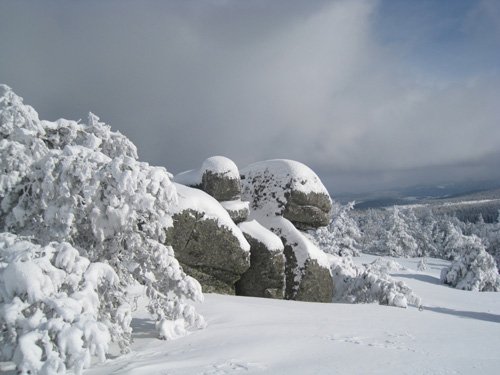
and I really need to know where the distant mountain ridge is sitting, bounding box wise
[334,180,500,210]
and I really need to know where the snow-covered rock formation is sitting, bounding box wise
[172,157,256,294]
[240,159,332,229]
[175,157,335,302]
[175,156,241,201]
[165,183,250,294]
[236,220,286,298]
[174,156,249,222]
[240,159,334,302]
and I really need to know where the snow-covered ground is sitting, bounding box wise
[86,255,500,374]
[4,255,499,375]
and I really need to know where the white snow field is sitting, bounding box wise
[67,255,500,375]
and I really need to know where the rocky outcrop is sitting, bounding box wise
[174,156,249,224]
[174,156,241,201]
[240,159,332,230]
[262,216,333,302]
[166,184,250,294]
[235,220,285,299]
[173,158,334,302]
[240,160,334,302]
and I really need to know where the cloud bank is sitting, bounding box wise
[1,0,499,192]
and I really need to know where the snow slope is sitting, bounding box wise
[51,255,500,375]
[3,255,497,374]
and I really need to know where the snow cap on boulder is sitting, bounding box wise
[174,156,241,201]
[220,200,250,224]
[241,159,332,229]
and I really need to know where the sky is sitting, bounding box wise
[1,0,499,194]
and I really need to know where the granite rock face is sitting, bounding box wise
[201,170,241,201]
[282,245,334,302]
[283,190,332,230]
[264,216,334,303]
[167,184,250,294]
[235,221,286,299]
[166,209,250,294]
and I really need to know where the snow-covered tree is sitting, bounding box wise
[356,208,388,254]
[431,219,464,260]
[310,201,361,257]
[461,211,500,271]
[440,234,500,291]
[383,207,419,257]
[402,207,436,257]
[0,85,205,371]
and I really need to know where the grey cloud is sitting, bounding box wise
[1,0,499,194]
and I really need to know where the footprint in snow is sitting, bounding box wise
[203,359,266,374]
[325,332,422,353]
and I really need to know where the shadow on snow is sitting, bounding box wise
[392,273,442,285]
[423,306,500,323]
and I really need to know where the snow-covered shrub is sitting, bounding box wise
[329,255,421,308]
[309,201,361,257]
[417,257,428,271]
[440,235,500,291]
[0,85,205,365]
[0,233,129,374]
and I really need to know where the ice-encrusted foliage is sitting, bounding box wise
[329,256,421,308]
[0,86,47,222]
[309,201,361,257]
[0,85,205,370]
[42,113,138,161]
[0,233,129,375]
[440,235,500,291]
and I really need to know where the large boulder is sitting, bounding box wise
[174,156,241,201]
[235,220,286,299]
[240,159,332,230]
[257,216,333,302]
[165,183,250,294]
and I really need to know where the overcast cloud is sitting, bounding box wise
[1,0,499,193]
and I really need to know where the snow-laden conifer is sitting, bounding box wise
[310,201,361,257]
[383,207,419,257]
